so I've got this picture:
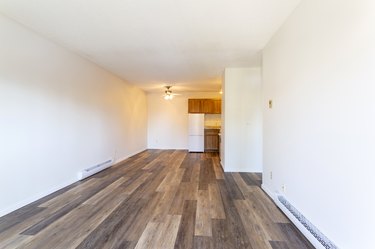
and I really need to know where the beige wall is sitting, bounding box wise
[0,15,147,216]
[147,92,221,149]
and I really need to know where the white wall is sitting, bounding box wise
[262,1,375,248]
[0,15,147,216]
[147,92,221,149]
[222,68,262,172]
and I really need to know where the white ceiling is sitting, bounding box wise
[0,0,300,92]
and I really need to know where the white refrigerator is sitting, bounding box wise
[188,114,204,152]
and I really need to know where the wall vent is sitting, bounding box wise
[77,159,113,180]
[276,195,338,249]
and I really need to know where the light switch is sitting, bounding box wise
[268,100,273,109]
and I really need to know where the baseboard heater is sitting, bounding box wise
[275,195,338,249]
[77,159,113,180]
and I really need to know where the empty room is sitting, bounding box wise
[0,0,374,248]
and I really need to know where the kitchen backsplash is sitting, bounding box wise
[204,114,221,127]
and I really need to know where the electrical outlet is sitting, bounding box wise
[270,171,273,180]
[281,184,286,193]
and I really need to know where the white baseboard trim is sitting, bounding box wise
[114,148,147,165]
[224,169,263,173]
[274,196,332,249]
[219,160,224,170]
[261,184,337,249]
[0,148,147,218]
[146,147,188,150]
[261,183,276,201]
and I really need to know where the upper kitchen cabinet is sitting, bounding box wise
[188,99,203,113]
[202,99,214,113]
[188,99,221,114]
[213,99,221,114]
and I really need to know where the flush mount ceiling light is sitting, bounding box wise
[163,86,180,100]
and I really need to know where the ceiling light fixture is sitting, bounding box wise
[164,86,174,100]
[164,93,173,100]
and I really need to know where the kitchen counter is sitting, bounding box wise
[204,126,221,130]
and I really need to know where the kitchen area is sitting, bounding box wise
[188,99,221,155]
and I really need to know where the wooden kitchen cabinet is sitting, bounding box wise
[204,129,220,152]
[188,99,203,113]
[188,99,221,114]
[202,99,214,113]
[213,100,221,114]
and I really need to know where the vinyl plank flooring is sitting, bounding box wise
[0,196,80,247]
[191,162,201,184]
[277,223,315,249]
[194,190,212,236]
[205,158,217,183]
[94,198,153,249]
[174,200,197,249]
[83,177,128,205]
[211,218,233,249]
[0,206,46,234]
[208,183,225,219]
[180,153,197,169]
[193,236,213,249]
[249,173,262,186]
[0,150,313,249]
[198,159,214,190]
[22,189,129,249]
[223,173,245,200]
[245,196,286,241]
[240,172,260,186]
[75,194,148,249]
[20,200,82,235]
[133,221,161,249]
[142,150,170,170]
[169,183,189,215]
[155,215,182,249]
[0,234,32,249]
[150,187,179,222]
[134,215,181,249]
[181,164,194,182]
[212,156,224,179]
[269,241,291,249]
[252,188,290,223]
[232,172,254,199]
[217,180,252,249]
[114,240,137,249]
[156,167,185,192]
[122,172,152,194]
[38,178,97,208]
[128,164,168,201]
[124,192,163,242]
[234,199,273,249]
[21,177,125,235]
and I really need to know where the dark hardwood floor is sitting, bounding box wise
[0,150,314,249]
